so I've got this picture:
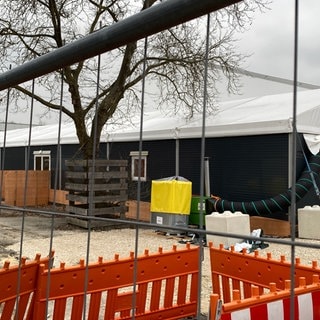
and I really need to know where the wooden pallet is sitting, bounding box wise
[250,216,291,237]
[65,159,128,224]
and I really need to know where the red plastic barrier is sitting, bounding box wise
[32,244,199,320]
[0,251,54,320]
[209,242,320,303]
[210,276,320,320]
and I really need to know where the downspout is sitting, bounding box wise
[174,128,180,177]
[204,157,211,197]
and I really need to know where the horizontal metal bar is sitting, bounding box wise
[0,0,241,90]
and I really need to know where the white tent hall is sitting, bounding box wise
[1,89,320,154]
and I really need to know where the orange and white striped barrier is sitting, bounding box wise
[0,245,199,320]
[209,241,320,320]
[209,242,320,303]
[33,243,199,319]
[211,276,320,320]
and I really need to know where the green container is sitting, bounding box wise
[189,196,209,226]
[189,212,205,226]
[190,196,208,213]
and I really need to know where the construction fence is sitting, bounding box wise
[0,1,318,320]
[1,242,320,319]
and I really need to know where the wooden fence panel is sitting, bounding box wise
[3,170,50,206]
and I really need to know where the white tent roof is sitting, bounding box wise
[2,89,320,150]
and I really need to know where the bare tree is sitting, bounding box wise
[0,0,269,158]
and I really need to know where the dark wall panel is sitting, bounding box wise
[2,147,26,170]
[179,134,289,201]
[2,133,319,214]
[108,140,176,201]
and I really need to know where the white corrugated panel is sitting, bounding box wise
[1,89,320,147]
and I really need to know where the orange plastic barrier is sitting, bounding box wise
[32,244,199,320]
[209,242,320,303]
[210,276,320,320]
[0,251,54,320]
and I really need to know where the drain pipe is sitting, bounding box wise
[204,157,210,197]
[174,128,180,177]
[175,139,179,177]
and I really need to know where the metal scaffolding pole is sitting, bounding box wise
[0,0,241,90]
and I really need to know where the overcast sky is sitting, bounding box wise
[7,1,320,124]
[236,0,320,86]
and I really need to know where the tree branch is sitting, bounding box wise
[14,84,74,119]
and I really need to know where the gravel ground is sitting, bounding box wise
[1,213,320,316]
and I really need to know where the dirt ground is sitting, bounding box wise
[1,208,320,318]
[0,210,72,264]
[0,209,212,318]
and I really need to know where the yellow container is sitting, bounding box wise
[151,178,192,215]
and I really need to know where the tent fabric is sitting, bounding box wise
[1,89,320,151]
[303,134,320,155]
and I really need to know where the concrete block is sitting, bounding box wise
[205,211,250,247]
[298,205,320,240]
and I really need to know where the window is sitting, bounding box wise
[130,151,148,181]
[33,150,51,171]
